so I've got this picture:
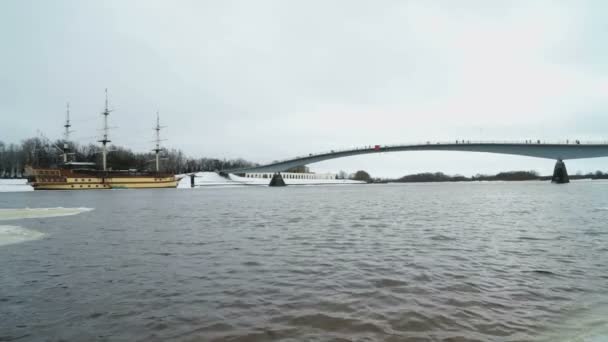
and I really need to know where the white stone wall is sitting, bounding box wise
[244,172,336,180]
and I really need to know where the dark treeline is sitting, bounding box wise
[564,171,608,180]
[473,171,540,181]
[395,172,470,182]
[0,138,257,177]
[390,170,608,183]
[351,170,373,183]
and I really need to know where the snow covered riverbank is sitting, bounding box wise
[178,172,365,188]
[177,172,244,188]
[228,173,364,186]
[0,179,33,192]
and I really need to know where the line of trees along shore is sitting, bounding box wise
[389,170,608,182]
[0,138,257,177]
[341,170,608,183]
[2,137,607,180]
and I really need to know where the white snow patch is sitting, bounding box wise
[177,172,240,188]
[0,179,33,192]
[177,172,366,187]
[228,173,364,186]
[0,207,94,221]
[0,225,45,246]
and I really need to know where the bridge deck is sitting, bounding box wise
[229,141,608,173]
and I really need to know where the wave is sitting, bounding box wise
[0,225,46,246]
[539,301,608,342]
[0,207,94,221]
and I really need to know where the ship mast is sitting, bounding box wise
[63,102,72,163]
[99,89,112,171]
[153,111,166,173]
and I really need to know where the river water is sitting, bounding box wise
[1,182,608,341]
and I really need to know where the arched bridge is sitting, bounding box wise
[227,141,608,183]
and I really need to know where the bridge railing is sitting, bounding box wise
[264,140,608,166]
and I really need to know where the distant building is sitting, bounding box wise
[243,172,336,180]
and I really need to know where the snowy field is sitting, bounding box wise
[228,173,364,186]
[177,172,242,188]
[0,179,33,192]
[177,172,365,187]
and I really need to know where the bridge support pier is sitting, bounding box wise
[269,172,286,187]
[552,159,569,184]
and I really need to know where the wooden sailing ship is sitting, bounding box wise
[26,91,181,190]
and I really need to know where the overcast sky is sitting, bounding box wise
[2,0,607,177]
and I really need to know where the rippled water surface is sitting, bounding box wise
[1,182,608,341]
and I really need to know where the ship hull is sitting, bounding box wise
[26,167,179,190]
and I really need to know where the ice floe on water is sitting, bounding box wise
[0,225,46,246]
[0,207,93,221]
[0,207,92,246]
